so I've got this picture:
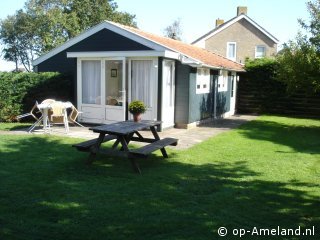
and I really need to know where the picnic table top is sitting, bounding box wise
[89,120,161,135]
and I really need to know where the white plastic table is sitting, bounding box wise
[37,101,73,132]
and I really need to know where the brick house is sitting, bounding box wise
[192,7,279,64]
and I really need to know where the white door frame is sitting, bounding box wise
[77,57,126,123]
[230,72,237,115]
[128,57,158,121]
[161,59,175,129]
[77,58,104,123]
[104,57,126,123]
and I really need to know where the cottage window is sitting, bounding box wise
[81,60,101,104]
[227,42,236,61]
[255,45,266,58]
[218,70,228,92]
[196,68,210,94]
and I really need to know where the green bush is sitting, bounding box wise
[128,100,147,114]
[0,72,73,122]
[239,58,320,116]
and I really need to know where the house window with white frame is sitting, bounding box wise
[255,45,266,58]
[227,42,236,61]
[196,68,210,94]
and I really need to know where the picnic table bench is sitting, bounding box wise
[72,120,178,173]
[73,135,117,152]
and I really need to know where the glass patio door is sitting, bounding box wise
[105,58,126,123]
[79,60,105,124]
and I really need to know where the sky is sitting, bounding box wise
[0,0,311,71]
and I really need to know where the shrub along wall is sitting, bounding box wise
[0,72,73,122]
[237,59,320,117]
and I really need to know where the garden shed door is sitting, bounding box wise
[161,60,175,129]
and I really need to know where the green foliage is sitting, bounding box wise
[242,58,287,113]
[245,58,279,79]
[0,10,36,71]
[276,0,320,94]
[0,72,72,122]
[277,36,320,93]
[128,100,147,114]
[299,0,320,51]
[0,0,136,70]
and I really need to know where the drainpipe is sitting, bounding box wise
[213,75,217,119]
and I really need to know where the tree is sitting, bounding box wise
[277,35,320,94]
[299,0,320,51]
[163,18,182,40]
[0,11,36,71]
[0,0,136,71]
[276,0,320,94]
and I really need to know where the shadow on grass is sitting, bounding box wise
[0,136,319,240]
[238,119,320,154]
[0,123,31,131]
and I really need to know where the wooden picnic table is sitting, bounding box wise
[72,120,178,173]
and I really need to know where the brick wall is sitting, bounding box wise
[205,19,277,64]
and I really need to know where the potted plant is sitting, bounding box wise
[128,100,147,122]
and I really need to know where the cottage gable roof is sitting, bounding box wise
[111,21,243,71]
[33,21,244,72]
[192,14,279,46]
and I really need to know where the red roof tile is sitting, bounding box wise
[114,22,244,72]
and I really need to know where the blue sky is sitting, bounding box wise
[0,0,310,71]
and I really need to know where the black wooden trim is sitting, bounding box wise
[72,135,117,152]
[129,137,178,158]
[157,57,163,130]
[130,137,157,143]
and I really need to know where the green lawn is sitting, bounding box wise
[0,122,31,131]
[0,116,319,240]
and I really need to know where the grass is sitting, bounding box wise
[0,115,319,240]
[0,122,31,131]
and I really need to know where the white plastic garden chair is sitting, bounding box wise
[48,101,69,133]
[67,102,84,127]
[16,101,47,133]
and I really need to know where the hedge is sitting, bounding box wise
[0,72,73,122]
[237,58,320,117]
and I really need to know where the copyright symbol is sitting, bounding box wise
[218,227,228,237]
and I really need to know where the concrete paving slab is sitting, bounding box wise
[3,114,258,150]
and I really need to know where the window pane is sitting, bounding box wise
[163,61,174,107]
[196,68,210,94]
[228,43,236,58]
[82,60,101,104]
[256,46,266,57]
[131,60,153,107]
[105,60,123,106]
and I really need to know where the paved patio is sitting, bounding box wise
[12,114,258,150]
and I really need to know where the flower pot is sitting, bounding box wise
[133,113,142,122]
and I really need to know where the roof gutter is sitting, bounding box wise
[180,57,244,72]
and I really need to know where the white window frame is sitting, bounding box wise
[218,70,228,92]
[77,58,104,108]
[226,42,237,61]
[196,68,210,94]
[255,45,266,58]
